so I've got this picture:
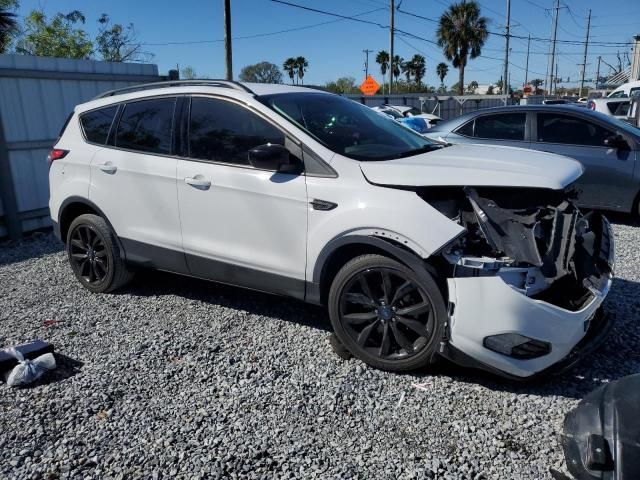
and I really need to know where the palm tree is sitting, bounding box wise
[282,58,297,85]
[467,80,479,93]
[391,55,402,84]
[436,1,488,95]
[0,8,17,53]
[295,56,308,85]
[411,55,426,88]
[436,62,449,90]
[530,78,544,94]
[401,59,413,83]
[375,50,389,94]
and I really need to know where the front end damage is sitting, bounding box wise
[420,186,615,379]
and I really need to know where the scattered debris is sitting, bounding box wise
[1,341,56,387]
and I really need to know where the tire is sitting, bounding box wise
[66,214,134,293]
[328,254,446,372]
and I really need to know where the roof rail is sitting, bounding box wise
[93,80,254,100]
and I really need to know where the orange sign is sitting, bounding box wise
[360,75,380,96]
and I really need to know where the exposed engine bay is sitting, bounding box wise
[419,186,614,311]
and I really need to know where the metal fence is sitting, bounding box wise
[0,54,163,239]
[344,93,514,121]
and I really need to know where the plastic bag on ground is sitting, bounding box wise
[3,347,56,387]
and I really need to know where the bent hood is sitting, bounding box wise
[359,144,584,190]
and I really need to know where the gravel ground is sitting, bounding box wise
[1,222,639,480]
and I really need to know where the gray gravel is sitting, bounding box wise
[1,222,639,480]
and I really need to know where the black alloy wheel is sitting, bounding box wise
[69,224,109,285]
[328,254,445,371]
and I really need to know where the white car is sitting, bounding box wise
[371,104,443,129]
[607,80,640,98]
[49,81,614,379]
[587,97,630,120]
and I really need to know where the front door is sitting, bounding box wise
[176,96,308,298]
[532,112,637,210]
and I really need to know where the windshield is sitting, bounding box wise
[259,93,437,161]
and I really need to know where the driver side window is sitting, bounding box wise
[189,97,285,165]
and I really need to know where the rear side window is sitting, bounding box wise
[473,113,526,141]
[537,113,614,146]
[116,98,176,155]
[189,97,285,165]
[80,106,118,145]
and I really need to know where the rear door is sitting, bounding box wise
[531,111,636,210]
[444,112,530,149]
[89,96,186,272]
[176,95,308,297]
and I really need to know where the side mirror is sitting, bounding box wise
[248,144,301,174]
[603,134,629,150]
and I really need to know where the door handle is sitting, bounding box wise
[98,163,117,174]
[184,176,211,189]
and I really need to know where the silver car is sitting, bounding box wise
[425,105,640,217]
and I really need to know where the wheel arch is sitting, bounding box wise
[311,235,448,306]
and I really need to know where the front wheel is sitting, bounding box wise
[328,254,446,372]
[66,214,134,293]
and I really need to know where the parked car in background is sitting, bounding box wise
[49,81,613,379]
[371,104,443,129]
[587,97,630,120]
[607,80,640,98]
[425,105,640,217]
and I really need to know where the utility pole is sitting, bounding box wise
[223,0,233,81]
[363,49,373,78]
[555,62,559,95]
[595,55,602,90]
[547,0,560,95]
[502,0,511,96]
[524,34,531,87]
[389,0,395,95]
[579,9,591,97]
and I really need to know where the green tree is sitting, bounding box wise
[391,55,402,83]
[467,80,479,93]
[96,14,150,62]
[239,61,283,84]
[437,1,488,95]
[16,10,93,59]
[401,59,413,83]
[436,62,449,90]
[325,76,358,94]
[0,0,18,53]
[375,50,389,94]
[495,79,504,94]
[530,78,544,94]
[410,54,426,87]
[181,66,198,80]
[295,56,308,85]
[486,84,494,94]
[282,57,297,85]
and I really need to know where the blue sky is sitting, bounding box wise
[14,0,640,89]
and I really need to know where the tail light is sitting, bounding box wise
[47,148,69,168]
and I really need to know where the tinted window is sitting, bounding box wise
[80,106,118,144]
[537,113,614,146]
[189,97,285,165]
[455,119,475,137]
[474,113,526,140]
[260,93,437,161]
[116,98,175,154]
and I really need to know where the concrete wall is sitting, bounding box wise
[0,54,162,238]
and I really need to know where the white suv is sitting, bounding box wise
[49,81,614,379]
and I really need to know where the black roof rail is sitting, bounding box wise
[93,80,254,100]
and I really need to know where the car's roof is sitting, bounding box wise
[76,81,332,113]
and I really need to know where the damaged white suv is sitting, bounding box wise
[49,81,614,379]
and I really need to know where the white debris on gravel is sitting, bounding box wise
[1,223,639,480]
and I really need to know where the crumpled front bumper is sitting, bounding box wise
[442,216,614,379]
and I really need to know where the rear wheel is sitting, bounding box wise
[66,214,134,293]
[328,254,446,372]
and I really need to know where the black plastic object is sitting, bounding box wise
[0,340,54,376]
[560,373,640,479]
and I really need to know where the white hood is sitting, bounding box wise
[359,144,584,190]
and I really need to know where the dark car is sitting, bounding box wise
[425,105,640,216]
